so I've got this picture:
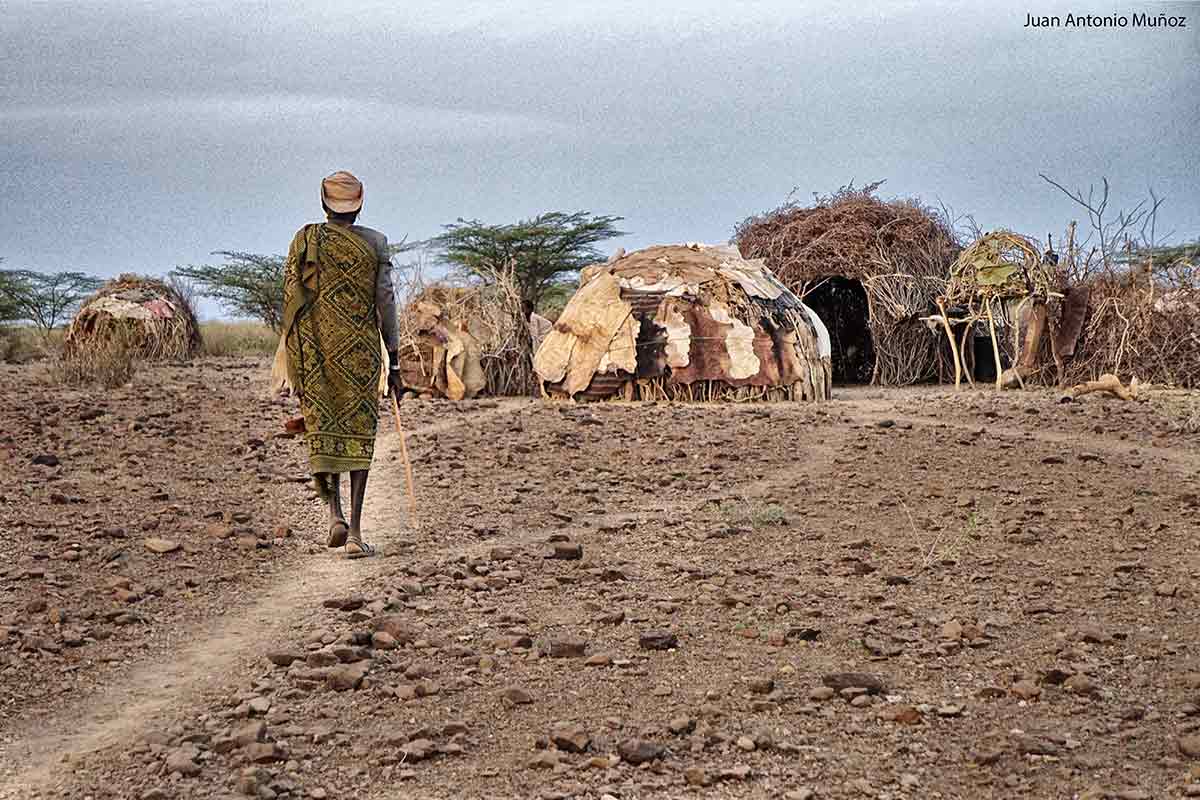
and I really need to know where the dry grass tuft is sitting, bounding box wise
[199,321,277,357]
[49,327,140,388]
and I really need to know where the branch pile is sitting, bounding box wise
[735,184,959,385]
[396,281,536,397]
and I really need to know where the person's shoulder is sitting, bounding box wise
[350,225,388,246]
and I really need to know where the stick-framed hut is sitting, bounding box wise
[64,274,201,360]
[735,184,960,386]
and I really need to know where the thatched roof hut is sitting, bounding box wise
[735,184,959,385]
[533,243,832,402]
[65,274,201,359]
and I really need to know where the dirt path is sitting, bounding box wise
[0,400,530,799]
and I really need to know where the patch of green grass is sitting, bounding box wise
[720,497,790,531]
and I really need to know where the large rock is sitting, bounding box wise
[164,745,201,777]
[326,662,370,691]
[618,738,663,764]
[822,672,886,694]
[370,615,420,645]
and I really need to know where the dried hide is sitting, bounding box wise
[397,300,485,400]
[535,243,832,402]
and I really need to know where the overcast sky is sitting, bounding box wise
[2,0,1197,318]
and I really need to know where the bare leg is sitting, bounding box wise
[346,469,375,557]
[320,472,349,547]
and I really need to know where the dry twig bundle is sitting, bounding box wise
[735,184,959,385]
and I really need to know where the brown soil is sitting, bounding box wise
[2,360,1199,800]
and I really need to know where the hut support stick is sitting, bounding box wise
[937,300,962,389]
[986,299,1003,390]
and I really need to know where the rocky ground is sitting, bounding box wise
[1,359,1199,799]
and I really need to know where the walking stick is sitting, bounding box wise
[389,394,419,529]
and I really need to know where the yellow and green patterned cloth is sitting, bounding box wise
[280,223,383,474]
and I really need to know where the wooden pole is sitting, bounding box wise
[985,298,1003,390]
[389,394,419,529]
[937,299,962,389]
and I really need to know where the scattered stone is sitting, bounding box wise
[879,704,922,724]
[542,638,588,658]
[501,686,534,706]
[684,767,711,786]
[618,738,662,764]
[639,630,678,651]
[32,454,60,467]
[809,686,837,702]
[164,745,201,777]
[551,724,591,753]
[546,542,582,560]
[143,537,180,555]
[244,741,286,763]
[747,676,775,694]
[527,750,560,769]
[234,721,267,746]
[1179,735,1200,759]
[937,703,965,717]
[266,651,304,667]
[1011,680,1042,701]
[822,672,886,694]
[371,615,420,645]
[1064,674,1098,695]
[585,653,613,667]
[323,595,365,611]
[236,767,270,796]
[326,662,369,691]
[736,735,756,751]
[668,716,695,735]
[400,738,435,762]
[372,631,399,650]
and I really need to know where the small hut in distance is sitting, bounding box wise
[736,183,960,386]
[65,274,201,360]
[533,243,832,402]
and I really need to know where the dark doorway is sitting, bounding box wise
[804,277,875,384]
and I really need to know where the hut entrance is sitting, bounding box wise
[805,277,875,384]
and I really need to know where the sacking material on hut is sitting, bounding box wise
[65,274,201,360]
[533,243,832,402]
[735,184,959,385]
[396,287,487,400]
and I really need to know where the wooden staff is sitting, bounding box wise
[389,394,419,529]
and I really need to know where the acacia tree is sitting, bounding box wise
[433,211,625,319]
[172,252,286,331]
[431,211,625,394]
[0,269,103,332]
[0,260,20,324]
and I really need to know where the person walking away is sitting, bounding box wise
[273,170,403,557]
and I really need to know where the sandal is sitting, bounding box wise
[344,539,377,559]
[327,520,349,548]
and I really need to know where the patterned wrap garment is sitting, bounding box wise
[280,223,384,474]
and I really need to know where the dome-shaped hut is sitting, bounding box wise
[533,243,832,402]
[65,274,202,360]
[735,183,960,386]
